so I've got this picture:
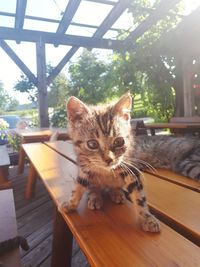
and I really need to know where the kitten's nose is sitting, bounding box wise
[105,157,113,165]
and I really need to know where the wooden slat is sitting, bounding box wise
[144,172,200,245]
[22,143,200,266]
[146,169,200,193]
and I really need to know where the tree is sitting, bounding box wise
[68,49,114,104]
[0,81,10,111]
[48,72,69,107]
[14,65,70,108]
[111,0,182,121]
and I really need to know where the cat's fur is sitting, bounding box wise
[134,135,200,181]
[61,93,160,233]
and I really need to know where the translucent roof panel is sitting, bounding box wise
[112,10,133,31]
[66,25,97,37]
[0,16,15,28]
[24,19,58,32]
[72,1,113,27]
[26,0,68,20]
[0,0,16,13]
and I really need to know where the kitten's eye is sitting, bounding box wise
[113,137,125,148]
[87,139,99,150]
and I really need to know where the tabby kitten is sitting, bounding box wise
[61,93,160,233]
[134,135,200,181]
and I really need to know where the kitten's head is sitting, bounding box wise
[66,93,133,173]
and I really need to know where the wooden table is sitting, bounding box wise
[15,127,69,174]
[22,141,200,267]
[145,122,200,136]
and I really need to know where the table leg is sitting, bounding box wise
[51,208,73,267]
[17,145,26,174]
[25,163,37,199]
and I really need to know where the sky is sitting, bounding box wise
[0,0,199,104]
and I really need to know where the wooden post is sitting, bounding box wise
[36,41,49,127]
[182,57,194,116]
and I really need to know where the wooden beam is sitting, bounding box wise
[93,0,129,38]
[0,27,122,50]
[47,47,78,85]
[36,42,49,127]
[84,0,116,5]
[182,57,194,116]
[15,0,27,29]
[0,40,37,85]
[56,0,81,34]
[125,0,181,48]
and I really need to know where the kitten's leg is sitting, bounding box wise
[109,188,125,204]
[87,188,103,210]
[61,182,86,213]
[123,175,160,232]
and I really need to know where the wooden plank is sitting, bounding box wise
[144,172,200,245]
[22,143,200,266]
[0,189,21,267]
[146,169,200,193]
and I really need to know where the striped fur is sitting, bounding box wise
[61,93,160,233]
[0,236,29,256]
[134,135,200,181]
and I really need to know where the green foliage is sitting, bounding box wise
[14,74,37,102]
[50,105,67,128]
[68,49,114,104]
[48,73,69,107]
[7,133,22,152]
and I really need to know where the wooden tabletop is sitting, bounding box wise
[15,127,68,138]
[45,141,200,246]
[145,122,200,129]
[22,142,200,266]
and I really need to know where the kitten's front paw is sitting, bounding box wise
[140,213,160,233]
[109,188,125,204]
[60,201,76,213]
[88,192,103,210]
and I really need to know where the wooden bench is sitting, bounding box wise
[170,116,200,135]
[0,189,21,267]
[22,141,200,267]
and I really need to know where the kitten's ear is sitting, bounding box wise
[66,96,90,122]
[113,93,132,121]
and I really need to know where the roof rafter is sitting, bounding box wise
[15,0,27,29]
[56,0,81,34]
[125,0,181,48]
[47,0,130,84]
[0,40,37,85]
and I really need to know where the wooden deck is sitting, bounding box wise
[9,165,89,267]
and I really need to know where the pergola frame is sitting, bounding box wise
[0,0,180,126]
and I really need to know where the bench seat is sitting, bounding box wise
[22,142,200,267]
[0,189,21,267]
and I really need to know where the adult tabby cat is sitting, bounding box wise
[61,93,160,233]
[134,135,200,181]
